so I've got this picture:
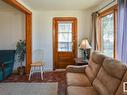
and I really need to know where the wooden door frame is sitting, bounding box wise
[2,0,32,74]
[53,17,77,70]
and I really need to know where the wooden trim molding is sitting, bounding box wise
[98,5,118,58]
[114,7,118,58]
[2,0,32,73]
[99,5,117,17]
[2,0,32,14]
[26,14,32,73]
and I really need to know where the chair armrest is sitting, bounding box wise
[66,65,88,73]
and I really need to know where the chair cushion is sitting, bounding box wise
[85,51,106,83]
[93,58,127,95]
[31,61,44,66]
[67,72,91,86]
[67,86,98,95]
[103,58,127,79]
[93,79,109,95]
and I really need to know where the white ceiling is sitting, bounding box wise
[19,0,104,11]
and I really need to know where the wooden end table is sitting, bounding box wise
[74,58,88,65]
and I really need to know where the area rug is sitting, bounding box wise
[0,82,58,95]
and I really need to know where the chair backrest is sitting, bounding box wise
[85,51,107,83]
[0,50,15,63]
[0,50,15,72]
[93,58,127,95]
[32,49,44,62]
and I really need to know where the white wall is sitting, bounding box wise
[16,0,118,71]
[0,10,25,70]
[32,10,92,71]
[0,11,25,49]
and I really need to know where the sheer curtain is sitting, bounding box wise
[117,0,127,63]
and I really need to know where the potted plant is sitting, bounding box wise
[16,40,26,75]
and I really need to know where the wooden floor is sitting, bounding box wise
[1,71,66,95]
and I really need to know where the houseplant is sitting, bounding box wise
[16,40,26,75]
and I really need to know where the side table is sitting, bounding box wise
[74,58,88,65]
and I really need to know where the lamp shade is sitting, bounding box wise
[79,39,91,49]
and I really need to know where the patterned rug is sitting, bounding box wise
[1,71,66,95]
[0,82,58,95]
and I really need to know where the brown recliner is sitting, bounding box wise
[66,51,127,95]
[66,51,107,87]
[93,58,127,95]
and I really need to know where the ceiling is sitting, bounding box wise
[18,0,105,11]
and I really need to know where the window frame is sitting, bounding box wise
[98,5,118,58]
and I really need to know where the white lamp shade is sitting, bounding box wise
[79,39,91,49]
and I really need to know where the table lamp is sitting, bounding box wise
[79,39,91,61]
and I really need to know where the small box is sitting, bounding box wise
[123,82,127,93]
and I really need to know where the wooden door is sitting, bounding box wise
[53,17,77,69]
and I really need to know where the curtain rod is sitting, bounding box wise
[95,0,116,13]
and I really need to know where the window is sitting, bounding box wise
[98,5,117,58]
[101,13,114,57]
[58,22,73,52]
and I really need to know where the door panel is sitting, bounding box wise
[53,17,77,69]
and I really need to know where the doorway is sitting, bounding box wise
[53,17,77,69]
